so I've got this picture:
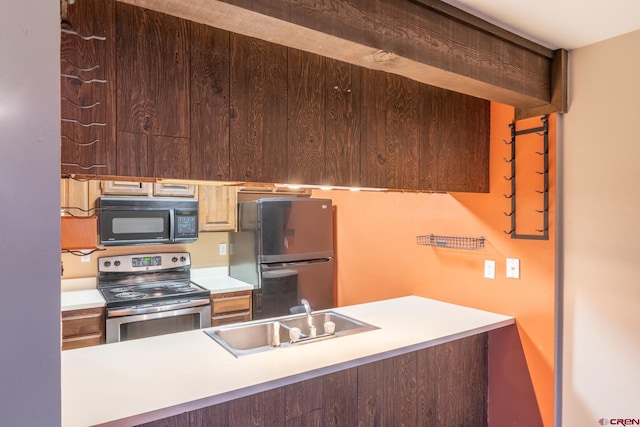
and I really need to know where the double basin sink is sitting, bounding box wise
[204,310,378,357]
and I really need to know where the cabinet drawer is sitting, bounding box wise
[211,291,251,315]
[101,180,151,195]
[62,307,104,337]
[62,333,103,351]
[153,182,196,197]
[211,312,252,327]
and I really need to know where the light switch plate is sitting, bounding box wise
[484,260,496,279]
[506,258,520,279]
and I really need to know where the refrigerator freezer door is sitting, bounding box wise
[257,198,333,263]
[254,258,335,320]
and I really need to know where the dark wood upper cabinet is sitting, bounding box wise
[116,3,190,138]
[115,3,191,179]
[229,34,288,183]
[190,23,230,181]
[287,49,326,185]
[325,58,361,187]
[61,3,489,192]
[60,0,116,176]
[361,69,421,190]
[424,89,490,193]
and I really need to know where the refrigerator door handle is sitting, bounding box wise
[263,258,332,269]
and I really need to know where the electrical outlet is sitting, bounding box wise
[80,253,91,263]
[484,260,496,279]
[219,243,227,256]
[506,258,520,279]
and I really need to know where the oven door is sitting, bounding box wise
[106,302,211,343]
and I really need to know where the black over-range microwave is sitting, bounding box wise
[97,197,198,246]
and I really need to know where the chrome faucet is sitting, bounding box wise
[301,299,316,336]
[301,298,312,325]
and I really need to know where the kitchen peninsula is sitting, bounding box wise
[61,296,514,426]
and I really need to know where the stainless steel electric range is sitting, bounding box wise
[97,252,211,343]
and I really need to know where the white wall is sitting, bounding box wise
[0,2,61,426]
[562,29,640,426]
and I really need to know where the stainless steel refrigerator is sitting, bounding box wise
[229,197,335,320]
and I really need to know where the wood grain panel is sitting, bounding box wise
[436,334,488,426]
[116,3,190,138]
[285,376,323,422]
[116,131,149,177]
[361,70,421,190]
[287,49,326,185]
[229,34,288,183]
[325,58,361,187]
[228,396,250,426]
[391,352,418,425]
[357,359,386,426]
[418,85,438,191]
[150,135,190,179]
[189,402,228,426]
[416,345,437,426]
[360,68,387,188]
[254,388,287,425]
[190,23,230,181]
[118,0,562,115]
[386,73,420,190]
[60,0,116,175]
[143,334,489,426]
[286,409,322,427]
[431,91,490,193]
[323,368,357,426]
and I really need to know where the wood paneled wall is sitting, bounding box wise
[137,334,488,427]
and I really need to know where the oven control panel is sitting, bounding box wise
[98,252,191,273]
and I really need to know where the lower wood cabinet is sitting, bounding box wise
[210,290,252,327]
[136,333,488,426]
[61,307,105,351]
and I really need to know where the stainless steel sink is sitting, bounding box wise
[204,310,378,357]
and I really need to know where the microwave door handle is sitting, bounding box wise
[169,209,175,242]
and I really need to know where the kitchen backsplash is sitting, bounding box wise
[60,232,229,280]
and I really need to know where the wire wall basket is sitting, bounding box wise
[417,234,485,250]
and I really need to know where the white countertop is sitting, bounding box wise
[61,289,105,311]
[61,295,514,427]
[189,267,254,294]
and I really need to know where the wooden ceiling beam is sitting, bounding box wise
[117,0,567,118]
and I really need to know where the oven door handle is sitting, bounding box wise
[107,298,211,317]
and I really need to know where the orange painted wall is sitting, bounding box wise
[314,102,556,426]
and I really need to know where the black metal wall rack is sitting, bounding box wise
[503,115,549,240]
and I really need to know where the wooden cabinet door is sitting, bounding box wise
[115,4,190,179]
[60,0,116,176]
[60,178,100,217]
[287,49,325,185]
[198,186,238,232]
[427,90,490,193]
[325,58,361,187]
[361,69,420,190]
[229,34,288,183]
[190,23,230,181]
